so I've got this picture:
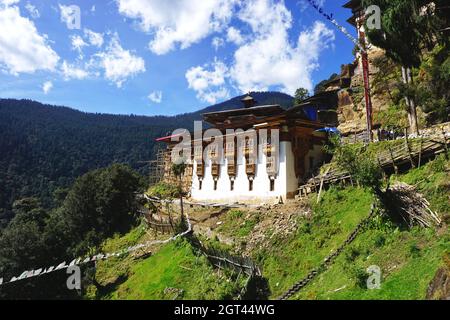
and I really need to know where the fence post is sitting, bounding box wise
[388,146,398,174]
[442,127,449,159]
[418,136,423,168]
[404,128,416,168]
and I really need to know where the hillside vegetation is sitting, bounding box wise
[88,234,245,300]
[0,92,293,227]
[293,155,449,300]
[87,155,448,300]
[0,164,144,299]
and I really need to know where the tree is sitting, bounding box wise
[362,0,448,135]
[325,136,383,192]
[46,164,144,257]
[416,45,450,124]
[0,198,54,299]
[294,88,310,105]
[0,164,145,299]
[171,163,187,222]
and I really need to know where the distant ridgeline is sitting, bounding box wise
[0,93,294,226]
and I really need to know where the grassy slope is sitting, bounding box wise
[255,188,374,299]
[217,209,261,238]
[86,227,243,300]
[107,239,243,300]
[292,155,449,300]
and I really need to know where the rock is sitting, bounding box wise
[426,255,450,300]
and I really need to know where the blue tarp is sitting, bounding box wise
[303,106,319,121]
[316,127,341,135]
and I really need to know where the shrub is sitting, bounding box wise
[345,247,361,262]
[409,242,421,258]
[228,210,244,219]
[298,222,312,235]
[428,154,447,173]
[147,182,181,199]
[349,266,368,289]
[326,136,383,191]
[374,234,386,248]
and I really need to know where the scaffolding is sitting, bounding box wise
[148,147,167,186]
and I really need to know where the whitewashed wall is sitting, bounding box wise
[190,141,302,203]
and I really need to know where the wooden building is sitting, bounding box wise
[157,95,329,203]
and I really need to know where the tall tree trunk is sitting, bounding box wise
[406,67,419,135]
[401,66,420,135]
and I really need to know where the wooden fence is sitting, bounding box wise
[139,208,181,235]
[142,196,264,299]
[299,134,449,197]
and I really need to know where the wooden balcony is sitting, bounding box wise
[246,163,256,175]
[266,158,277,175]
[211,163,220,177]
[227,164,236,176]
[196,163,204,177]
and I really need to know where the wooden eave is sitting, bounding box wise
[202,105,285,126]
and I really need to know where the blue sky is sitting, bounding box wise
[0,0,356,116]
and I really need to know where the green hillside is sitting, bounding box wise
[88,236,245,300]
[87,155,449,300]
[0,92,294,227]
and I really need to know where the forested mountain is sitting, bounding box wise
[0,92,294,226]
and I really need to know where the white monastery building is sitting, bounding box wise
[157,95,332,203]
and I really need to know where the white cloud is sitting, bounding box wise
[84,29,103,47]
[184,0,335,101]
[0,4,59,74]
[70,34,87,53]
[59,4,80,29]
[42,81,53,94]
[148,90,162,103]
[226,26,244,45]
[186,59,229,104]
[61,60,89,80]
[94,34,146,87]
[230,0,334,94]
[212,37,224,51]
[62,33,143,86]
[25,2,39,18]
[69,30,103,58]
[200,87,229,105]
[116,0,237,55]
[0,0,19,6]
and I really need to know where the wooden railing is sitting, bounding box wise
[298,135,449,197]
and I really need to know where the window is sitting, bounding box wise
[230,180,234,191]
[214,180,218,191]
[270,179,275,191]
[199,180,203,190]
[249,180,253,191]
